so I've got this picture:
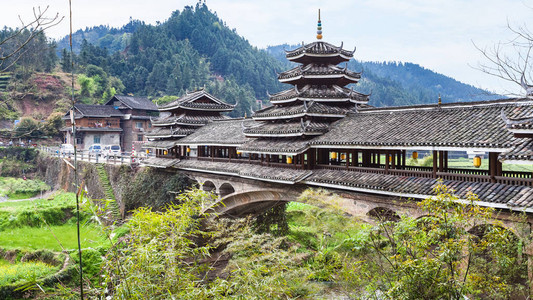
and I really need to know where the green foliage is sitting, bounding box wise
[0,177,50,199]
[96,187,213,299]
[121,168,194,211]
[0,260,58,287]
[208,217,317,299]
[341,182,529,299]
[13,117,43,139]
[253,202,289,236]
[77,74,96,98]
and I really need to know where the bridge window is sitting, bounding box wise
[202,181,216,194]
[219,183,235,198]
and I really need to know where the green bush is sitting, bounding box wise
[121,168,194,211]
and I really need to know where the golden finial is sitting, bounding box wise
[438,94,442,105]
[317,9,322,40]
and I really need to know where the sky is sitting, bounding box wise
[2,0,533,95]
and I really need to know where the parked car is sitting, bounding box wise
[60,144,75,155]
[102,145,121,158]
[88,144,102,156]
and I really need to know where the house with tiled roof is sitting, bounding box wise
[61,104,124,148]
[62,95,159,152]
[104,95,159,152]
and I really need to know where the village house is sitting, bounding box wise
[62,95,158,152]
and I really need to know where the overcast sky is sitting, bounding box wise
[2,0,533,95]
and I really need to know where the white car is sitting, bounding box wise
[102,145,121,158]
[88,144,102,156]
[60,144,75,155]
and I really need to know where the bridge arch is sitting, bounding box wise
[202,180,216,194]
[218,183,235,198]
[204,190,296,217]
[367,207,400,222]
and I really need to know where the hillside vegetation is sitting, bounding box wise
[57,3,501,110]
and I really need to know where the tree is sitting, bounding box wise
[0,6,63,72]
[344,182,528,299]
[475,21,533,96]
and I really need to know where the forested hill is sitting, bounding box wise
[56,4,287,117]
[56,3,501,111]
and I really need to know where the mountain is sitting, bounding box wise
[267,45,501,107]
[55,3,502,112]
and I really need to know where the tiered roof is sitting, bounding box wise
[278,63,361,86]
[146,89,234,145]
[158,90,234,112]
[284,41,355,64]
[269,85,368,104]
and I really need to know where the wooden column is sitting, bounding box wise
[438,151,444,172]
[432,150,438,178]
[362,150,371,168]
[385,151,390,174]
[489,152,499,183]
[444,151,449,171]
[402,150,406,170]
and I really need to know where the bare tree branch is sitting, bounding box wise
[0,6,64,72]
[473,19,533,98]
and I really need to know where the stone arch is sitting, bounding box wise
[204,190,296,217]
[367,207,400,222]
[218,183,235,198]
[468,223,519,240]
[202,180,216,194]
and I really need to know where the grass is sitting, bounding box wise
[0,223,107,251]
[0,191,109,251]
[0,192,75,211]
[0,177,50,200]
[0,259,58,287]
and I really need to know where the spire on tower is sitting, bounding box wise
[316,9,322,40]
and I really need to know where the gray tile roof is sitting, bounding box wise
[253,102,354,120]
[109,95,158,111]
[278,63,360,85]
[310,100,527,150]
[270,84,369,104]
[152,114,228,127]
[499,139,533,161]
[285,41,354,63]
[66,104,124,119]
[305,169,533,207]
[176,119,251,146]
[243,120,330,137]
[143,140,177,149]
[141,157,180,168]
[145,127,195,138]
[238,138,311,155]
[175,159,312,183]
[158,90,234,111]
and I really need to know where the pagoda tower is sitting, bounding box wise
[239,10,369,158]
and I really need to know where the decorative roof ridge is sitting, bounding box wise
[358,98,533,114]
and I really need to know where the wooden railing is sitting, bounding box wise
[495,176,533,187]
